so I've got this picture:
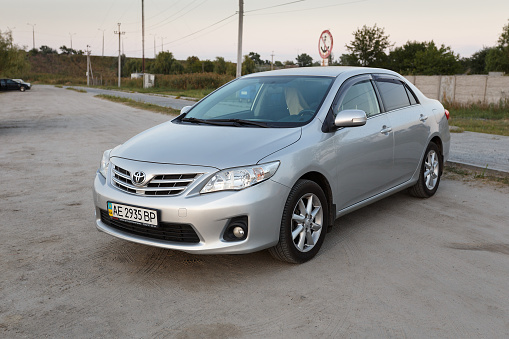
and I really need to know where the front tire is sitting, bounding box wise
[409,142,442,198]
[20,86,26,92]
[269,179,328,263]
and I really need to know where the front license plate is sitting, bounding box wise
[107,202,158,227]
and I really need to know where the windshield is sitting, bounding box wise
[179,76,334,127]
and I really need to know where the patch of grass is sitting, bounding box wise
[54,85,63,88]
[66,87,87,93]
[446,100,509,136]
[444,164,509,186]
[96,85,209,100]
[95,94,180,115]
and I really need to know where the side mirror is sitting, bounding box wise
[334,109,367,127]
[180,105,193,115]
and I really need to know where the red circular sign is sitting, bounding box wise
[318,30,333,59]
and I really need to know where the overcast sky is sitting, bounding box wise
[2,0,508,63]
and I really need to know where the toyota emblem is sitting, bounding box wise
[131,171,146,186]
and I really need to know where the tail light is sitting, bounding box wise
[444,109,450,120]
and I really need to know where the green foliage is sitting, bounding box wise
[214,56,227,74]
[0,30,31,77]
[387,41,426,73]
[154,51,177,74]
[248,52,262,65]
[345,24,393,67]
[202,59,214,73]
[123,58,144,76]
[40,45,58,55]
[155,73,233,90]
[461,47,492,74]
[296,53,313,67]
[338,53,360,66]
[59,45,82,55]
[242,55,255,75]
[412,41,461,75]
[186,56,202,73]
[274,61,283,67]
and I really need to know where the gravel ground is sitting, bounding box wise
[1,85,508,338]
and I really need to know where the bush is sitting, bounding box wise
[154,73,234,90]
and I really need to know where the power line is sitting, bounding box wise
[245,0,306,13]
[246,0,370,16]
[164,13,237,46]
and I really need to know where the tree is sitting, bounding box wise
[154,51,176,74]
[59,45,79,55]
[485,20,509,73]
[345,24,393,67]
[387,41,427,73]
[242,55,255,75]
[248,52,262,65]
[39,45,58,55]
[296,53,313,67]
[461,47,492,74]
[214,56,227,74]
[186,56,202,73]
[413,41,461,75]
[0,30,30,77]
[202,59,214,73]
[338,53,360,66]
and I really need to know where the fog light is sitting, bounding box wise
[233,226,245,238]
[223,216,248,241]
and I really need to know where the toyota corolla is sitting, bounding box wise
[93,66,450,263]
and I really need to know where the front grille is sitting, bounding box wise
[100,209,200,243]
[111,165,201,196]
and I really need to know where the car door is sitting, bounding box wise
[332,75,394,209]
[6,80,18,90]
[374,76,430,184]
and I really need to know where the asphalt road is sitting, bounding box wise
[68,85,197,110]
[1,86,508,338]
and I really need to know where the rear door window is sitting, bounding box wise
[375,79,411,112]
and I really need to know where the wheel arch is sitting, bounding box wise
[299,171,335,231]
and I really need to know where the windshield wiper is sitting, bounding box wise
[213,119,270,128]
[181,117,269,128]
[181,117,231,126]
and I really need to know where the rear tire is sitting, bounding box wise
[409,142,442,198]
[269,179,328,264]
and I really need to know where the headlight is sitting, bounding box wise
[99,149,112,178]
[201,161,280,194]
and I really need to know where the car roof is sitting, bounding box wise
[242,66,399,78]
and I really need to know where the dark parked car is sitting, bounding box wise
[0,78,31,91]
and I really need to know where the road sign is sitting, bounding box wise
[318,30,333,60]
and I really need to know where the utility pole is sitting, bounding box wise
[86,45,91,86]
[98,28,106,56]
[7,27,15,48]
[236,0,244,78]
[69,32,76,50]
[160,36,166,52]
[141,0,145,73]
[150,33,156,58]
[114,23,125,88]
[27,23,36,50]
[271,51,275,70]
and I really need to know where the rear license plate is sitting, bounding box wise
[107,202,158,227]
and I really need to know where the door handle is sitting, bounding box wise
[419,114,428,122]
[380,125,392,134]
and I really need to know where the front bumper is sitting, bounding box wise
[93,165,290,254]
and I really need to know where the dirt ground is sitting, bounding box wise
[1,85,508,338]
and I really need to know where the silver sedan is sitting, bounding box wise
[93,66,450,263]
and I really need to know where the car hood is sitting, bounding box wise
[111,121,301,169]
